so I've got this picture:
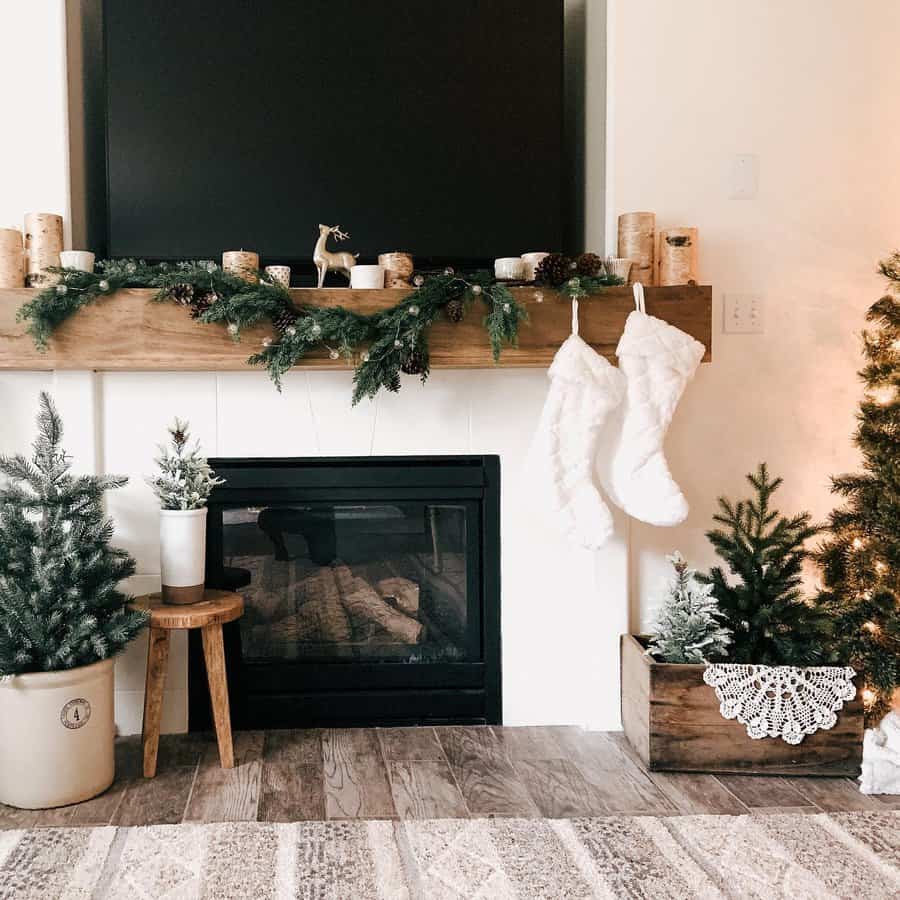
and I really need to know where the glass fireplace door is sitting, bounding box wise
[222,500,481,666]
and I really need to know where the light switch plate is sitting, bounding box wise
[730,154,759,199]
[724,293,764,333]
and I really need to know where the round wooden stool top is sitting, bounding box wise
[134,590,244,630]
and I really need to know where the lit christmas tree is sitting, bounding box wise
[816,254,900,724]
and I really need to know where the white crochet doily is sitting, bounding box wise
[702,663,857,744]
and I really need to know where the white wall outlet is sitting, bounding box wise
[724,293,764,333]
[729,154,759,199]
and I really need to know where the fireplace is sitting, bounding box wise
[188,455,501,729]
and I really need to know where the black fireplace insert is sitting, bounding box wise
[188,455,501,729]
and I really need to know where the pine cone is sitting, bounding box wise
[575,252,603,277]
[273,306,299,335]
[445,298,465,323]
[190,290,218,319]
[534,253,572,287]
[169,283,194,306]
[400,349,426,375]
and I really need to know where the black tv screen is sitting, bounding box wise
[102,0,564,272]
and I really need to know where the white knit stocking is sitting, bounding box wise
[597,284,705,526]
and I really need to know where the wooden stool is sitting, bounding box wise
[134,590,244,778]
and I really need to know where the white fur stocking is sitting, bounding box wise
[597,284,705,526]
[531,300,626,549]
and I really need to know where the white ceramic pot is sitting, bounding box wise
[0,658,115,809]
[160,507,207,605]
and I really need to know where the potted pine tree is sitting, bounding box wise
[0,393,147,809]
[147,419,224,605]
[621,464,864,775]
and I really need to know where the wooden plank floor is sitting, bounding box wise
[0,726,892,828]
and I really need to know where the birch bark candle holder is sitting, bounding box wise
[0,228,24,288]
[222,250,259,283]
[657,228,698,286]
[617,211,656,286]
[60,251,95,273]
[24,213,64,287]
[521,252,549,282]
[378,252,414,288]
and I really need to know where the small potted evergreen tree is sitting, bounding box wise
[0,393,147,809]
[147,419,224,605]
[621,464,864,774]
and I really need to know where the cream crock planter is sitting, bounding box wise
[0,658,115,809]
[160,507,208,605]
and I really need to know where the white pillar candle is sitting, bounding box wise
[264,265,291,288]
[222,250,259,282]
[520,251,548,281]
[350,264,385,289]
[494,257,525,281]
[60,250,95,273]
[0,228,24,288]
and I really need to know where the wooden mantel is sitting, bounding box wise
[0,285,712,371]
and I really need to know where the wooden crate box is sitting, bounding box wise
[620,634,864,776]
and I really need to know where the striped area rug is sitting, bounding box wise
[0,811,897,898]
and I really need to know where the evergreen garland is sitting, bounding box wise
[0,393,147,676]
[11,260,624,403]
[815,253,900,724]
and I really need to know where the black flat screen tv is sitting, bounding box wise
[101,0,564,276]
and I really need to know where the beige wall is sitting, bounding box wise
[606,0,900,626]
[0,1,70,241]
[2,1,899,730]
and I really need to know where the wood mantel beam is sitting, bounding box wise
[0,285,712,371]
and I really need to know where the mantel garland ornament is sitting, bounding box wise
[15,259,622,403]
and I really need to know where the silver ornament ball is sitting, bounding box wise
[227,323,239,336]
[329,349,340,360]
[534,290,544,303]
[311,322,322,337]
[503,302,511,313]
[443,266,455,276]
[408,304,420,317]
[394,339,403,348]
[471,284,482,295]
[413,274,425,287]
[56,283,68,295]
[285,326,297,337]
[98,279,110,292]
[125,262,137,275]
[262,337,272,348]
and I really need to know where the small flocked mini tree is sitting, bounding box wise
[648,552,731,664]
[815,255,900,724]
[146,418,224,510]
[0,393,147,676]
[702,463,830,667]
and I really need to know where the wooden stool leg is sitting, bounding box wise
[201,623,235,769]
[142,626,170,778]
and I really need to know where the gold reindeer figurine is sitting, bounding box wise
[313,224,358,288]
